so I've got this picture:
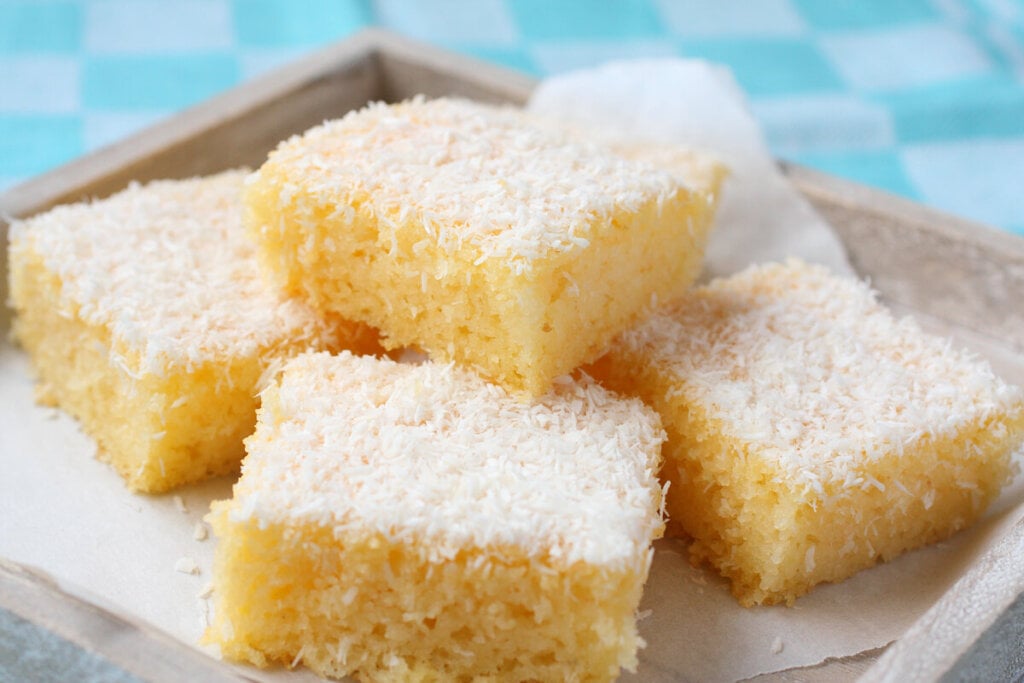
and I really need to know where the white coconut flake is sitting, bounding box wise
[230,352,666,569]
[198,601,209,629]
[173,495,187,514]
[771,636,785,654]
[193,522,208,541]
[174,557,200,575]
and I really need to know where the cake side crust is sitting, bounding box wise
[206,512,651,683]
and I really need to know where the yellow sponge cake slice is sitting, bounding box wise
[205,351,665,682]
[591,259,1024,606]
[8,171,380,492]
[244,96,724,397]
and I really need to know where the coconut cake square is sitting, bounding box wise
[205,351,665,682]
[8,171,380,492]
[243,96,724,397]
[590,260,1024,606]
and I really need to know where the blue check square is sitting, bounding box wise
[0,2,81,53]
[509,0,665,40]
[682,38,843,96]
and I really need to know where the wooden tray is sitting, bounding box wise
[2,29,1023,683]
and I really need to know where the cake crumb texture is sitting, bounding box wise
[8,170,381,492]
[206,351,665,682]
[244,96,724,397]
[591,259,1024,606]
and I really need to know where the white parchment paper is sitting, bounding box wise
[2,58,1023,683]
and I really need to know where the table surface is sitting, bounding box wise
[2,0,1023,236]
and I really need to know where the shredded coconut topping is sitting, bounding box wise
[256,97,684,271]
[615,260,1024,490]
[232,352,665,568]
[10,170,335,375]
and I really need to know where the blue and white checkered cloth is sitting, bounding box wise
[2,0,1022,235]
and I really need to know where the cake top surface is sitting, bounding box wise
[255,96,691,273]
[231,351,665,568]
[10,170,334,375]
[613,259,1024,492]
[551,119,727,192]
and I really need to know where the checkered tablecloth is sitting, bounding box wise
[2,0,1022,235]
